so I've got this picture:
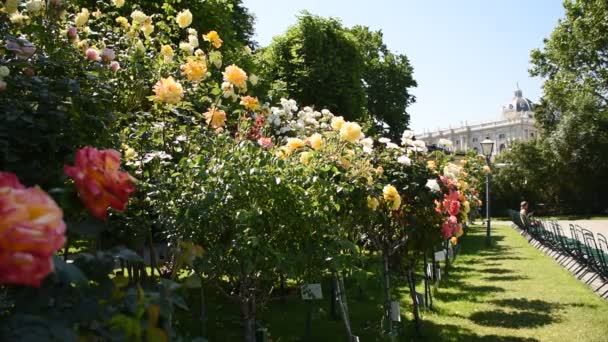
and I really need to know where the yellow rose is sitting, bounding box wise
[339,122,363,143]
[285,138,305,154]
[115,16,130,29]
[203,30,223,49]
[367,196,379,210]
[141,19,154,36]
[223,64,247,89]
[450,237,458,245]
[161,45,174,62]
[181,59,207,82]
[462,201,470,216]
[340,157,350,169]
[427,160,436,169]
[113,0,125,8]
[307,133,323,151]
[239,96,259,111]
[299,152,312,165]
[383,185,402,210]
[130,10,148,26]
[74,8,89,27]
[176,9,193,28]
[331,116,345,130]
[152,76,184,104]
[203,107,227,128]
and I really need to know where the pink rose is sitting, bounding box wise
[0,172,24,189]
[110,61,120,72]
[86,48,100,61]
[0,80,6,92]
[101,48,115,62]
[257,137,273,149]
[67,27,78,42]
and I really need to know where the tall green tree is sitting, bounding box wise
[530,0,608,135]
[529,0,608,213]
[256,13,367,121]
[351,26,417,138]
[494,0,608,214]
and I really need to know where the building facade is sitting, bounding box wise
[416,87,537,156]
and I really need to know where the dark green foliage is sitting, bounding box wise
[257,13,367,121]
[0,15,116,188]
[351,26,417,139]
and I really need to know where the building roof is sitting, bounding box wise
[503,87,534,114]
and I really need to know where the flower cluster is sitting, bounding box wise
[0,172,66,287]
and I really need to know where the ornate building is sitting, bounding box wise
[416,87,537,156]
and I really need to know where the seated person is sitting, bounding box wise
[520,201,531,229]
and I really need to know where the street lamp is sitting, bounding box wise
[480,138,495,246]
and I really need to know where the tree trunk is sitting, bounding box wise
[200,276,207,338]
[240,276,256,342]
[334,274,355,341]
[407,267,421,333]
[382,247,392,334]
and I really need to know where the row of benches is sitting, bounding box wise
[509,210,608,280]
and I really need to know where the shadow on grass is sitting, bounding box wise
[409,320,540,342]
[469,310,556,328]
[490,298,597,311]
[484,275,530,282]
[435,284,506,302]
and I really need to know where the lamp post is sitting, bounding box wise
[480,138,495,246]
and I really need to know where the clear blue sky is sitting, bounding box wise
[242,0,565,132]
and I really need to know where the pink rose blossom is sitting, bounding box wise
[257,137,273,149]
[110,61,120,72]
[67,27,78,42]
[0,80,6,92]
[101,48,115,62]
[85,48,100,61]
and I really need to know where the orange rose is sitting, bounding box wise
[64,147,136,219]
[203,107,227,128]
[0,172,66,287]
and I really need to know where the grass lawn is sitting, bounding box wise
[175,224,608,341]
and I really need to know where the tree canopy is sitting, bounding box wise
[351,26,417,139]
[494,0,608,215]
[256,13,417,135]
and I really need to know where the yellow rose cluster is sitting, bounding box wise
[383,185,402,210]
[223,64,248,89]
[203,31,223,49]
[181,59,208,82]
[203,108,227,128]
[152,77,184,104]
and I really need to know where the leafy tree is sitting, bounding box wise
[257,12,367,121]
[521,0,608,213]
[351,26,417,138]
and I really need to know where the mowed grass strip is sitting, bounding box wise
[418,224,608,342]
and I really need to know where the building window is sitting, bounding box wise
[455,140,460,145]
[530,132,535,138]
[499,144,506,152]
[498,133,506,139]
[472,137,478,143]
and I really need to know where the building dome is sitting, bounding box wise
[503,86,534,119]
